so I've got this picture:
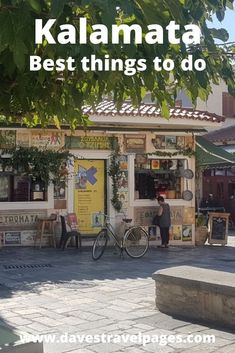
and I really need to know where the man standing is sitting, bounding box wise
[157,196,171,248]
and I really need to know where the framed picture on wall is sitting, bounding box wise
[152,136,165,149]
[125,135,146,153]
[165,136,177,149]
[151,160,160,170]
[170,225,182,240]
[185,136,194,148]
[182,225,192,241]
[176,136,185,148]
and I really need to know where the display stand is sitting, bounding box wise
[208,212,230,245]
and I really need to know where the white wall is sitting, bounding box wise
[196,81,228,116]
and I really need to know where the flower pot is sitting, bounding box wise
[195,226,208,246]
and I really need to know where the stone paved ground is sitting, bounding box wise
[0,238,235,353]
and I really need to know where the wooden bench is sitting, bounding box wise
[152,266,235,329]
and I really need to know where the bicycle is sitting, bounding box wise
[92,214,149,260]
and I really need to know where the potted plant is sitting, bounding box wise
[195,214,208,246]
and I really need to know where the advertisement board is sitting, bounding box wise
[74,160,105,234]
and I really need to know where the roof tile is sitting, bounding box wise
[205,125,235,143]
[83,100,224,123]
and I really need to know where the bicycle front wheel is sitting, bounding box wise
[92,229,108,260]
[124,226,149,258]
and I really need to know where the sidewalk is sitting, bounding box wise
[0,243,234,353]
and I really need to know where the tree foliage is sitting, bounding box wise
[0,0,235,127]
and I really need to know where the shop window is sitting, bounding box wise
[135,157,185,200]
[0,175,47,202]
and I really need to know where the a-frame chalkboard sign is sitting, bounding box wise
[208,212,230,245]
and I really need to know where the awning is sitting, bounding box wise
[196,136,235,169]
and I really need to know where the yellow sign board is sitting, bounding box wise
[74,160,105,234]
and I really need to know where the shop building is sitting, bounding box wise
[199,126,235,223]
[0,101,225,247]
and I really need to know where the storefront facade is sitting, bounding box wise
[0,102,224,247]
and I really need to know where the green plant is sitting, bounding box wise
[148,146,195,158]
[108,143,122,212]
[196,214,207,227]
[1,146,72,186]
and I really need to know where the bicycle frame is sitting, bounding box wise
[104,221,123,249]
[92,213,149,260]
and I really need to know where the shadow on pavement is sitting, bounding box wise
[0,244,234,298]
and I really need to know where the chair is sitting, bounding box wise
[60,215,82,250]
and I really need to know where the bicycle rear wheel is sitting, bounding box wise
[124,226,149,258]
[92,229,108,260]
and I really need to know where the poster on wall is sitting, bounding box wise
[170,207,184,225]
[31,132,62,148]
[21,230,36,246]
[151,160,160,170]
[183,207,195,224]
[134,207,157,226]
[182,225,193,241]
[184,136,194,149]
[4,231,21,245]
[152,136,165,149]
[117,171,128,190]
[170,225,182,241]
[117,155,129,213]
[176,136,185,148]
[119,155,128,170]
[165,136,177,149]
[125,135,146,153]
[118,191,128,212]
[74,160,105,234]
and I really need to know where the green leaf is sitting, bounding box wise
[216,9,225,22]
[53,115,61,129]
[209,28,229,42]
[51,0,66,18]
[26,0,41,13]
[226,0,234,10]
[12,40,28,70]
[161,100,170,119]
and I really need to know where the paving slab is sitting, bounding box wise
[0,244,235,353]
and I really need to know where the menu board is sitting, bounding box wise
[208,212,230,245]
[211,218,226,240]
